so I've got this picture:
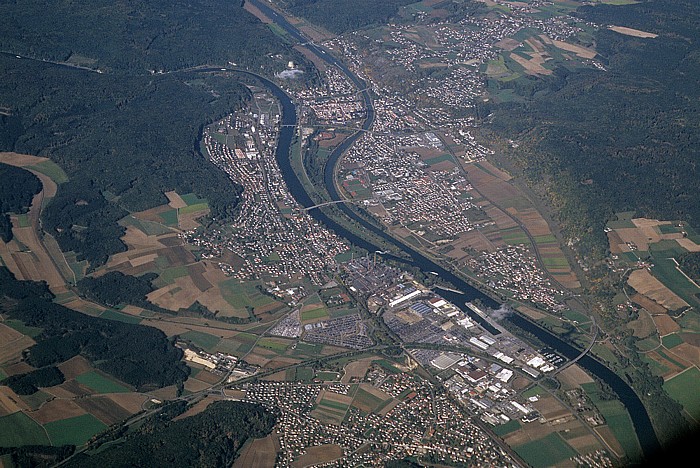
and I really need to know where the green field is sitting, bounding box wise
[310,405,345,425]
[180,193,207,206]
[540,255,570,268]
[562,310,592,324]
[373,359,402,374]
[329,308,359,319]
[29,160,68,184]
[424,154,454,166]
[500,228,529,245]
[156,265,189,285]
[492,419,521,436]
[649,239,688,258]
[661,333,683,349]
[0,412,50,447]
[521,385,545,398]
[598,401,642,461]
[352,387,387,413]
[158,209,179,226]
[20,391,50,411]
[294,367,315,382]
[44,414,108,446]
[181,330,221,352]
[664,367,700,418]
[656,348,686,369]
[99,309,143,324]
[293,342,324,357]
[122,215,173,236]
[180,202,209,214]
[636,337,661,353]
[301,306,329,322]
[219,279,277,316]
[16,213,30,228]
[316,371,340,381]
[533,234,557,244]
[513,432,577,468]
[75,371,131,394]
[582,383,642,461]
[318,398,350,412]
[258,338,290,353]
[3,319,43,338]
[678,309,700,332]
[651,258,700,308]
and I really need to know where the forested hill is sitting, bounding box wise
[485,0,700,259]
[1,58,251,266]
[278,0,415,34]
[67,401,276,467]
[0,0,302,75]
[0,0,310,268]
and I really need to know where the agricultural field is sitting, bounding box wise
[663,367,700,422]
[300,293,330,323]
[0,412,49,447]
[0,153,71,296]
[233,433,278,468]
[581,382,642,461]
[512,432,577,468]
[311,388,352,425]
[75,371,131,394]
[350,384,393,414]
[92,192,287,321]
[1,315,155,450]
[44,413,108,446]
[484,28,597,103]
[291,444,343,468]
[607,215,700,410]
[463,161,580,289]
[491,367,625,465]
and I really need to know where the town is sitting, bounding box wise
[182,86,349,287]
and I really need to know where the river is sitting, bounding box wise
[244,0,661,458]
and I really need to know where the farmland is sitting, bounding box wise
[605,216,700,420]
[0,153,71,295]
[99,194,284,320]
[44,414,108,446]
[663,367,700,422]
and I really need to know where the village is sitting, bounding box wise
[236,369,516,467]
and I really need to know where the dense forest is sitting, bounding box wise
[0,163,42,242]
[0,0,305,75]
[0,0,312,268]
[0,446,75,468]
[78,271,158,308]
[678,252,700,282]
[1,58,251,267]
[1,366,65,395]
[67,401,276,467]
[0,268,189,390]
[484,0,700,259]
[279,0,415,34]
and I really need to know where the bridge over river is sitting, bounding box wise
[246,0,660,459]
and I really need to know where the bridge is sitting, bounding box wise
[301,199,360,212]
